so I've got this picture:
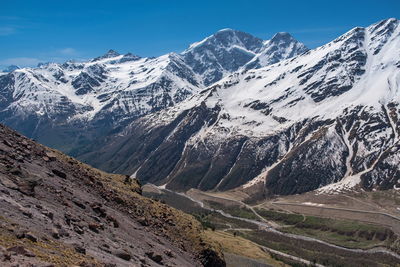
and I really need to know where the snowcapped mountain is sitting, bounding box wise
[1,19,399,197]
[2,65,20,73]
[244,32,308,70]
[182,29,308,86]
[0,51,203,151]
[78,18,400,196]
[0,29,306,153]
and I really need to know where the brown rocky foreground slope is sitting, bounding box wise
[0,124,225,266]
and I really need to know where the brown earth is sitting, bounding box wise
[0,124,225,267]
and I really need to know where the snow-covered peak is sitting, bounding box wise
[2,65,20,73]
[124,19,400,194]
[185,28,263,52]
[195,17,400,137]
[182,29,265,85]
[1,18,399,195]
[270,32,295,43]
[181,28,307,85]
[92,49,121,62]
[102,49,120,58]
[245,32,308,69]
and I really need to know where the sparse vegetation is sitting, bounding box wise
[205,200,259,220]
[0,217,99,266]
[193,213,216,231]
[256,208,304,225]
[236,229,400,267]
[204,230,288,267]
[256,208,398,250]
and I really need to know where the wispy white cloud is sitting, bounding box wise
[58,47,78,56]
[0,57,41,67]
[0,26,16,36]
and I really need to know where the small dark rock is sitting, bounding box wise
[16,155,24,162]
[115,251,131,261]
[51,228,60,239]
[72,200,86,209]
[10,167,22,176]
[138,217,149,226]
[88,223,100,233]
[16,231,26,239]
[42,210,54,220]
[21,140,29,147]
[22,210,33,218]
[123,175,132,185]
[73,225,85,235]
[113,196,124,204]
[106,215,119,228]
[7,246,35,257]
[24,232,38,242]
[146,251,163,264]
[58,227,70,237]
[91,204,107,217]
[73,244,86,254]
[51,169,66,179]
[164,249,174,258]
[3,251,11,261]
[3,139,12,147]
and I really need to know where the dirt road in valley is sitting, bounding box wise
[271,202,400,235]
[182,189,400,261]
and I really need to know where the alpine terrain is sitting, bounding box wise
[0,123,225,266]
[0,18,399,199]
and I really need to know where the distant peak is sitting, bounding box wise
[122,52,141,60]
[104,49,120,57]
[2,65,20,72]
[92,49,121,62]
[271,32,295,42]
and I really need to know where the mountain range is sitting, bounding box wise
[0,18,399,198]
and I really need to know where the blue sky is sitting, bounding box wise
[1,0,399,69]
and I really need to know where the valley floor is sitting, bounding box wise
[143,184,400,267]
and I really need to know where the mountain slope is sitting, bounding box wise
[0,31,306,156]
[0,123,225,266]
[0,52,201,152]
[78,18,400,197]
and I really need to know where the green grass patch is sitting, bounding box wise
[193,213,217,231]
[204,200,259,220]
[255,208,304,225]
[255,208,397,249]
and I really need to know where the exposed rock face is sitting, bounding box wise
[0,28,306,157]
[182,29,264,86]
[1,18,400,198]
[181,29,308,86]
[0,124,225,266]
[78,19,400,196]
[244,32,308,70]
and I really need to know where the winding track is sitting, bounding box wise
[183,190,400,260]
[152,185,400,263]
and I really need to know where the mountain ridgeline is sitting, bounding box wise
[1,18,399,197]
